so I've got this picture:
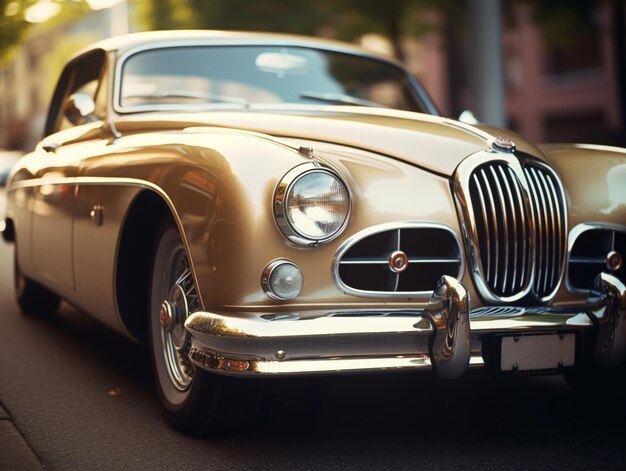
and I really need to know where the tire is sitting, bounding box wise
[14,251,61,317]
[149,221,260,436]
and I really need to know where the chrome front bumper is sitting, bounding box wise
[184,274,626,378]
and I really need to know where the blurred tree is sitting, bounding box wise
[137,0,334,37]
[137,0,453,61]
[0,0,36,62]
[0,0,90,64]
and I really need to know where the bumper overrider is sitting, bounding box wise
[184,273,626,378]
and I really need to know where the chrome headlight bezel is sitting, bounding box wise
[273,162,351,246]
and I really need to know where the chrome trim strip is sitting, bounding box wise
[331,221,464,299]
[339,258,461,265]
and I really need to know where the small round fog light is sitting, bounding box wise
[262,260,303,300]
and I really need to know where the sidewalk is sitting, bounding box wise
[0,403,42,470]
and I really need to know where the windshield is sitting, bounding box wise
[118,45,429,113]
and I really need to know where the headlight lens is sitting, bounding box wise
[262,260,304,300]
[274,164,351,245]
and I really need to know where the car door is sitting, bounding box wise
[29,49,108,296]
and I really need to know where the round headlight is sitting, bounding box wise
[274,164,350,245]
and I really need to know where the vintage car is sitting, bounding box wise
[2,30,626,435]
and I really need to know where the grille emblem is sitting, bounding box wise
[389,251,409,273]
[492,136,516,153]
[607,251,623,272]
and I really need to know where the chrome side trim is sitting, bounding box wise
[331,221,464,299]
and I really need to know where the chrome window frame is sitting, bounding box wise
[112,39,438,115]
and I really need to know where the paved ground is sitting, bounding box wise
[2,187,626,470]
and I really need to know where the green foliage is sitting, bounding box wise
[0,0,36,62]
[135,0,474,61]
[0,0,90,64]
[137,0,336,35]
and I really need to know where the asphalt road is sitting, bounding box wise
[1,188,626,470]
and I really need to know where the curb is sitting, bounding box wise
[0,404,43,470]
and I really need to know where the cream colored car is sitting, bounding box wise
[2,30,626,435]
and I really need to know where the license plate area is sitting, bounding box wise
[500,333,575,373]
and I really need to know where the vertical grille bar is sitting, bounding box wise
[525,167,546,294]
[472,173,492,281]
[508,167,528,290]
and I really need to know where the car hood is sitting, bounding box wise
[121,106,545,176]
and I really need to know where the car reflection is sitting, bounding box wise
[0,150,23,187]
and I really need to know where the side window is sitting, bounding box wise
[44,49,107,136]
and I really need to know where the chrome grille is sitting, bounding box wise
[469,163,531,297]
[333,223,463,298]
[456,154,567,303]
[524,164,567,298]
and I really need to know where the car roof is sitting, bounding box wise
[72,30,397,63]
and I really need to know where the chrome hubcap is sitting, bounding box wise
[159,301,174,331]
[160,254,199,392]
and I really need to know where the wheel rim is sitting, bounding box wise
[159,248,199,392]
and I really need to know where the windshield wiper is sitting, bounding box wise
[123,90,249,107]
[299,91,386,108]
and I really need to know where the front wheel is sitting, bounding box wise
[149,221,260,435]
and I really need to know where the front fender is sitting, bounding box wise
[540,144,626,227]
